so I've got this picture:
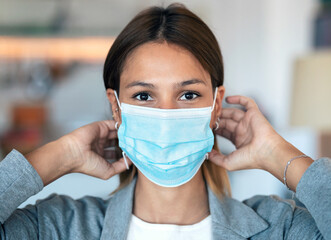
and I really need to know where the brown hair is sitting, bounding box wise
[103,3,231,199]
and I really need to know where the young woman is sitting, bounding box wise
[1,3,330,240]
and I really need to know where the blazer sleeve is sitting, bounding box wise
[288,157,331,240]
[0,149,44,239]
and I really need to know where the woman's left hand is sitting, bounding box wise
[209,95,282,171]
[208,95,313,191]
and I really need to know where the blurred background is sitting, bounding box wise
[0,0,330,207]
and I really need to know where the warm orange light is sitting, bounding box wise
[0,36,115,63]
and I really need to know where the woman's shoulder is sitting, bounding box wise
[243,194,298,213]
[242,194,307,224]
[16,193,113,239]
[241,194,321,238]
[28,193,110,217]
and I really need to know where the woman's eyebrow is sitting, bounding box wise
[178,79,206,87]
[125,81,155,89]
[125,79,206,89]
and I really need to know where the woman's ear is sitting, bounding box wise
[106,88,122,124]
[216,86,225,118]
[211,86,225,130]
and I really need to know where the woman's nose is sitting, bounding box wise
[156,97,178,109]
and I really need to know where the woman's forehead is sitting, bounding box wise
[120,42,212,88]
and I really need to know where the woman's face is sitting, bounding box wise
[107,41,225,129]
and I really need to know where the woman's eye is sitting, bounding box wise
[180,92,200,100]
[134,92,153,101]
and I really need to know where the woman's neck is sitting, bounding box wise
[133,169,210,225]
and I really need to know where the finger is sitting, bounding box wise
[79,150,132,180]
[208,149,229,169]
[107,130,118,139]
[107,157,133,177]
[219,129,235,145]
[102,120,118,130]
[98,156,132,180]
[218,118,238,133]
[93,122,118,148]
[103,148,117,159]
[95,137,117,153]
[220,108,245,122]
[97,120,119,139]
[225,95,258,110]
[102,138,118,147]
[208,149,250,171]
[219,128,233,142]
[81,120,117,144]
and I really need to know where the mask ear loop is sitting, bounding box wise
[211,87,218,112]
[113,90,122,131]
[122,152,130,170]
[114,90,122,110]
[113,91,129,170]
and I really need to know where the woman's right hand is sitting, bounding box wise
[63,120,131,178]
[25,120,131,186]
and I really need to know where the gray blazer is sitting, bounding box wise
[0,149,330,239]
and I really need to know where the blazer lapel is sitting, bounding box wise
[207,185,269,239]
[100,178,269,240]
[100,178,136,240]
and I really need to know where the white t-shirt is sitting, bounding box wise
[126,214,212,240]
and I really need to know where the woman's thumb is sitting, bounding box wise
[81,153,132,180]
[208,149,229,169]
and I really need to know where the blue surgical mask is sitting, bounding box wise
[114,88,218,187]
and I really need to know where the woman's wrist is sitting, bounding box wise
[260,136,314,191]
[24,137,74,186]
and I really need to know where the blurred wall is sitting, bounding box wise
[0,0,318,129]
[0,0,320,204]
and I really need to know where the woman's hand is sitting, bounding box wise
[209,95,313,191]
[62,120,131,178]
[25,120,131,186]
[209,95,281,171]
